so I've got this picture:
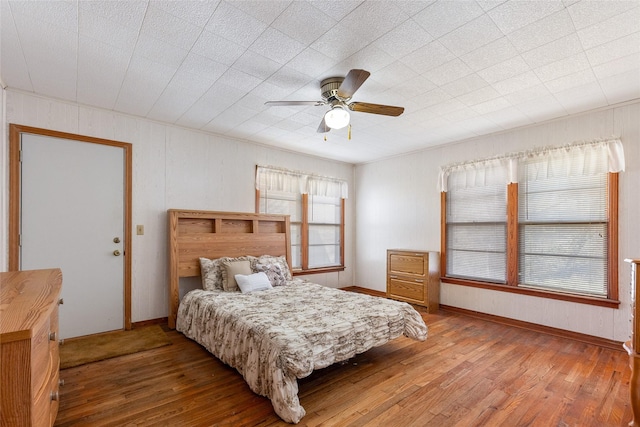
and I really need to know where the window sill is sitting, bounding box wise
[441,277,620,309]
[293,266,345,276]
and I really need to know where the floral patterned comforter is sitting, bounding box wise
[176,280,428,424]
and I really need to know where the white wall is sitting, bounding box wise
[355,100,640,342]
[1,90,355,322]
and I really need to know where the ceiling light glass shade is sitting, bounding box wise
[324,106,350,129]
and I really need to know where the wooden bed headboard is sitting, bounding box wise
[167,209,291,328]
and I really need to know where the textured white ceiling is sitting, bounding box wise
[1,0,639,163]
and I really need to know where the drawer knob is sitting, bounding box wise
[59,338,65,346]
[49,332,57,341]
[50,391,59,401]
[58,298,64,305]
[59,379,65,387]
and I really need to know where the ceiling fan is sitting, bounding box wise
[265,69,404,134]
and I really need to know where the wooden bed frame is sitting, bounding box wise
[167,210,291,328]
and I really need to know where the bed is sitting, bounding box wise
[168,210,428,423]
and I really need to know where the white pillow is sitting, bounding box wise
[235,272,273,293]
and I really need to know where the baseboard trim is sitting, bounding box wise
[342,286,624,352]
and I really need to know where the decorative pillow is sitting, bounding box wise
[256,255,292,280]
[221,260,252,292]
[235,272,273,293]
[199,256,257,291]
[200,257,224,291]
[254,262,287,287]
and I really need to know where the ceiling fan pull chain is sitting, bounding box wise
[324,134,327,142]
[348,124,351,140]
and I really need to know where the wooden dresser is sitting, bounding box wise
[386,250,439,312]
[0,269,63,427]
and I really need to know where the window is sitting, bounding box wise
[440,139,624,307]
[446,163,507,283]
[256,166,346,274]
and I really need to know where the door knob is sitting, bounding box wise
[113,250,121,256]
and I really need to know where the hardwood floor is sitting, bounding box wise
[54,309,633,426]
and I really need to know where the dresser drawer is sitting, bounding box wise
[48,308,59,358]
[49,308,59,340]
[31,318,53,397]
[33,382,50,427]
[49,369,60,427]
[48,307,61,427]
[33,366,59,427]
[389,253,425,275]
[388,277,425,302]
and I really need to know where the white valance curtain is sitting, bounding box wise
[438,138,625,192]
[256,165,348,199]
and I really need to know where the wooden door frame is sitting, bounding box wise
[8,124,133,330]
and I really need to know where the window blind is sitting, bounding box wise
[308,194,341,268]
[258,189,302,268]
[518,155,609,296]
[446,174,507,283]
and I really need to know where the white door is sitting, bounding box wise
[20,133,125,339]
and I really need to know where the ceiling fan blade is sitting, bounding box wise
[337,69,370,99]
[265,101,322,107]
[317,117,330,133]
[349,102,404,117]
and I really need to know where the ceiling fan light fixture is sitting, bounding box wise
[265,69,404,135]
[324,105,350,129]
